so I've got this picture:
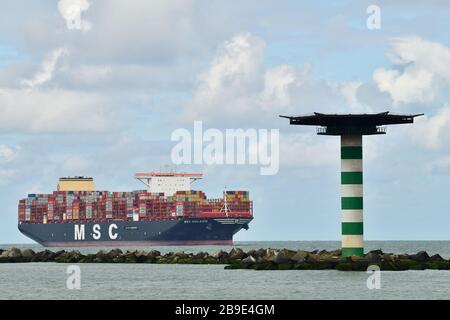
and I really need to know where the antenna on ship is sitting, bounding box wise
[221,186,229,217]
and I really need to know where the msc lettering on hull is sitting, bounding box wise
[74,224,118,240]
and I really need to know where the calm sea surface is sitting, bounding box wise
[1,241,450,300]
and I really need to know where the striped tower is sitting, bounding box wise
[340,135,364,257]
[280,112,423,257]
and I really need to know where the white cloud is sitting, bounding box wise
[260,64,304,110]
[373,67,435,105]
[0,169,15,185]
[188,32,266,120]
[427,156,450,174]
[63,64,112,86]
[373,37,450,105]
[0,88,114,133]
[83,0,197,63]
[58,0,92,32]
[279,133,338,167]
[339,81,370,112]
[187,33,366,125]
[21,47,68,88]
[203,32,265,92]
[0,145,19,162]
[411,106,450,149]
[0,46,116,134]
[62,155,92,172]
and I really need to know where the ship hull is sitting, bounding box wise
[18,217,252,247]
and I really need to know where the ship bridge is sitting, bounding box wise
[134,172,203,196]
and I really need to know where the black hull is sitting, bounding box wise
[18,217,252,247]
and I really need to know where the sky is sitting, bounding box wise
[2,0,450,243]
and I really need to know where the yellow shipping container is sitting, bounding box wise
[58,177,95,192]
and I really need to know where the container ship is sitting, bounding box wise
[17,172,253,247]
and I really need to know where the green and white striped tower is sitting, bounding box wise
[341,134,363,257]
[280,112,423,257]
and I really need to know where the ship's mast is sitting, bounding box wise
[221,186,229,217]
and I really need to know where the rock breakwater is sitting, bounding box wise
[1,247,448,271]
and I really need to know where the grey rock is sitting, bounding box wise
[265,248,278,258]
[172,252,189,259]
[108,249,123,257]
[212,250,228,260]
[147,250,161,258]
[350,255,365,262]
[316,253,338,262]
[73,250,82,256]
[247,249,262,258]
[306,254,321,262]
[256,256,266,263]
[67,250,83,261]
[279,249,296,258]
[21,249,35,258]
[429,254,444,262]
[35,249,56,261]
[53,250,66,257]
[340,256,353,262]
[390,254,401,261]
[329,249,342,256]
[194,251,210,259]
[290,250,309,263]
[291,255,305,263]
[382,254,392,261]
[135,250,149,258]
[365,252,382,263]
[271,251,291,264]
[229,248,246,260]
[256,248,266,258]
[411,251,430,262]
[242,256,257,264]
[7,247,22,258]
[96,250,108,256]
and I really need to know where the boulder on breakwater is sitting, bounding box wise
[1,247,449,271]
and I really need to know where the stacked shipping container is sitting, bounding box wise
[18,190,253,224]
[224,191,252,213]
